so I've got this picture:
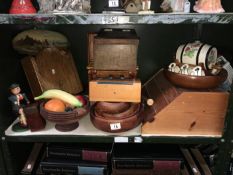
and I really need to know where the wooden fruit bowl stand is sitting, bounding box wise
[40,101,89,132]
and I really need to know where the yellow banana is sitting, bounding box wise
[34,89,82,107]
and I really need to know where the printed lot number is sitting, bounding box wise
[102,16,118,24]
[110,123,121,130]
[109,0,119,7]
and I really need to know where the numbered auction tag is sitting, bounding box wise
[102,16,118,24]
[114,137,128,143]
[109,0,119,7]
[110,123,121,130]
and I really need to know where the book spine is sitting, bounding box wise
[40,164,78,174]
[78,166,105,175]
[47,147,82,160]
[112,168,153,175]
[112,159,182,173]
[112,159,154,169]
[47,147,109,162]
[190,148,212,175]
[82,150,108,163]
[153,160,181,175]
[40,164,108,175]
[21,143,43,175]
[180,148,201,175]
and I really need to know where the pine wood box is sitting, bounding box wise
[87,29,141,102]
[89,79,141,102]
[21,48,83,97]
[141,69,229,137]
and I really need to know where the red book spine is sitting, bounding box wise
[153,160,181,175]
[82,150,108,163]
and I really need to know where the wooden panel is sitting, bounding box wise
[87,33,138,80]
[93,42,138,71]
[21,57,43,97]
[21,48,83,97]
[142,69,181,122]
[87,69,137,80]
[142,92,229,137]
[87,32,97,66]
[89,80,141,102]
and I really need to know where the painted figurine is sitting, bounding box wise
[37,0,91,13]
[8,83,30,127]
[142,0,151,11]
[9,0,36,14]
[138,0,154,14]
[160,0,190,12]
[193,0,224,13]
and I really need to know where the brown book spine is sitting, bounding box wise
[190,148,212,175]
[112,168,153,175]
[47,146,110,163]
[82,150,108,163]
[180,148,201,175]
[153,160,181,175]
[21,143,43,174]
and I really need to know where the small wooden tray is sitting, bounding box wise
[164,69,227,89]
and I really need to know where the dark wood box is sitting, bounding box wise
[21,48,83,97]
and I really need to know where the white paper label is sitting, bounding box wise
[102,16,118,24]
[114,137,128,143]
[109,0,119,7]
[134,137,143,143]
[110,123,121,130]
[27,164,32,170]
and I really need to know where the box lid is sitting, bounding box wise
[90,29,139,72]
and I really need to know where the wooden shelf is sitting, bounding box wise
[0,13,233,25]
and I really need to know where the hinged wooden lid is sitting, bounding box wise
[21,48,83,97]
[88,29,139,72]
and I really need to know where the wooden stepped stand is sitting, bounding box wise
[142,69,229,137]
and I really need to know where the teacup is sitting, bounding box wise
[169,63,205,76]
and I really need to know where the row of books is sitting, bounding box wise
[21,143,213,175]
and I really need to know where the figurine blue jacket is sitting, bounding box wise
[8,93,30,114]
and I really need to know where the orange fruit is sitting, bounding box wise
[44,99,66,112]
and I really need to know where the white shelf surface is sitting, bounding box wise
[5,114,141,137]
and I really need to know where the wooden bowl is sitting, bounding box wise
[95,102,131,114]
[95,103,140,119]
[164,69,227,89]
[40,99,89,132]
[90,102,143,133]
